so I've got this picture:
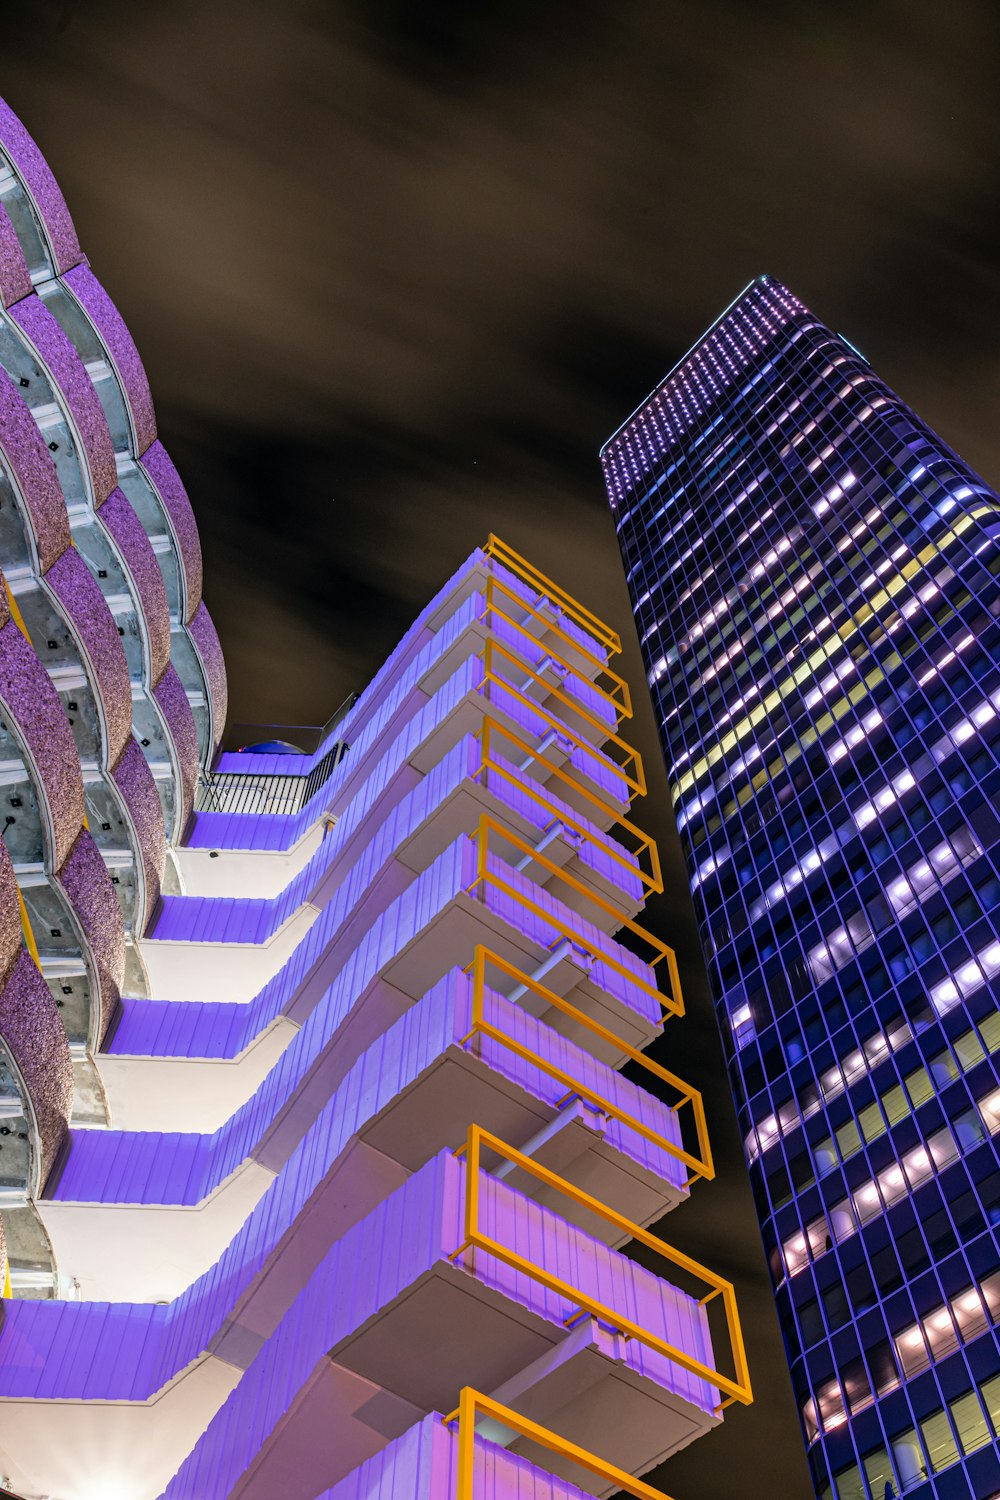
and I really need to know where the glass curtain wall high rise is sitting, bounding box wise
[602,275,1000,1500]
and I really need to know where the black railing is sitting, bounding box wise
[194,737,350,817]
[196,692,357,816]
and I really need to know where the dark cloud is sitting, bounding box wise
[5,1,1000,1494]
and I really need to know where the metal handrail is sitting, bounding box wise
[449,1124,753,1412]
[476,716,662,896]
[195,738,349,816]
[481,572,632,717]
[466,812,682,1020]
[462,945,712,1186]
[483,534,623,656]
[482,641,646,803]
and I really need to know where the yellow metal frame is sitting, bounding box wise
[16,887,41,969]
[466,811,682,1019]
[450,1124,752,1412]
[2,579,30,643]
[477,715,662,897]
[444,1386,677,1500]
[482,636,646,801]
[483,534,622,657]
[481,572,632,721]
[462,945,712,1186]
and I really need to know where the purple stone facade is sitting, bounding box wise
[154,662,200,834]
[139,440,204,622]
[45,545,132,766]
[0,950,73,1184]
[0,845,20,983]
[188,599,228,750]
[0,617,85,870]
[9,291,118,505]
[0,205,31,310]
[56,828,125,1044]
[62,264,156,458]
[0,361,70,574]
[112,736,167,923]
[0,93,229,1344]
[98,486,172,686]
[0,99,83,275]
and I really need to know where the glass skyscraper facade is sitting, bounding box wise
[603,275,1000,1500]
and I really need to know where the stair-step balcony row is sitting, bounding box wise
[187,544,635,859]
[41,960,707,1299]
[107,817,670,1125]
[0,591,676,1289]
[0,1138,744,1500]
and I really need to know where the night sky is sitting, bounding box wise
[7,3,1000,1495]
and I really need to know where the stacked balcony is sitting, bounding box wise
[0,535,750,1500]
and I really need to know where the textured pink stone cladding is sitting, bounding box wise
[0,841,22,986]
[0,950,73,1184]
[63,264,157,457]
[45,545,133,766]
[0,203,31,309]
[154,662,200,832]
[112,735,167,924]
[0,616,85,870]
[0,360,70,574]
[139,439,204,621]
[189,600,228,747]
[98,486,172,686]
[9,291,118,504]
[55,826,126,1044]
[0,98,83,274]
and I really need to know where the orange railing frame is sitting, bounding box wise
[449,1124,753,1413]
[483,534,623,657]
[480,570,632,720]
[462,944,712,1186]
[481,634,646,799]
[476,715,662,897]
[466,811,683,1019]
[444,1386,678,1500]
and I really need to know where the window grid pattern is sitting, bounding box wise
[604,275,1000,1499]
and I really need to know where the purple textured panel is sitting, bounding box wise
[137,440,203,620]
[0,100,82,275]
[0,842,21,987]
[320,1416,595,1500]
[111,737,166,931]
[154,663,199,832]
[0,203,31,309]
[61,265,156,456]
[0,617,84,870]
[57,827,125,1043]
[188,600,227,747]
[98,486,170,685]
[45,546,131,766]
[10,292,117,504]
[0,363,71,575]
[0,949,73,1184]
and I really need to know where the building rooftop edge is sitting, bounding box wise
[598,273,780,459]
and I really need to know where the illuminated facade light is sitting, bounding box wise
[603,274,1000,1499]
